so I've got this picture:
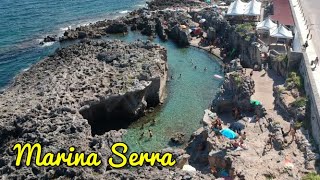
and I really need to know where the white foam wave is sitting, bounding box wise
[22,67,30,72]
[41,41,55,47]
[119,10,130,14]
[60,26,71,31]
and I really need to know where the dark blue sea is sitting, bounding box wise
[0,0,147,88]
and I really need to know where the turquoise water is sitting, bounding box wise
[106,32,224,152]
[0,0,146,88]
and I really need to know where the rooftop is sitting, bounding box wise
[270,0,295,26]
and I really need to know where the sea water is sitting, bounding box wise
[106,32,224,152]
[0,1,223,152]
[0,0,147,88]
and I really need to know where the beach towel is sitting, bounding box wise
[220,128,237,139]
[250,100,261,106]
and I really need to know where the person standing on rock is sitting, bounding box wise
[290,127,297,143]
[250,70,253,77]
[289,119,295,132]
[179,74,182,78]
[204,67,207,72]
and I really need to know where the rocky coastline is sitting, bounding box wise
[0,39,179,179]
[2,0,318,179]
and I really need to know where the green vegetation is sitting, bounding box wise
[278,86,285,93]
[286,72,303,90]
[245,35,251,42]
[235,23,254,37]
[233,73,243,87]
[274,54,288,63]
[294,121,303,129]
[302,172,320,180]
[291,97,307,108]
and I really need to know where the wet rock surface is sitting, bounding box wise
[55,3,202,47]
[170,132,186,145]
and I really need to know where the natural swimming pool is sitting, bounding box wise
[106,31,224,152]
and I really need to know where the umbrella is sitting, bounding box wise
[244,0,262,16]
[229,121,245,131]
[270,24,293,39]
[226,0,248,16]
[256,16,277,31]
[199,19,206,23]
[220,128,238,139]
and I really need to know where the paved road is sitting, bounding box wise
[300,0,320,55]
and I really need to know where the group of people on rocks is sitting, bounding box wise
[280,119,297,143]
[263,118,298,153]
[210,113,248,150]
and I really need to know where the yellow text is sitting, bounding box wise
[108,142,176,168]
[13,143,101,167]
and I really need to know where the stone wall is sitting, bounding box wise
[287,0,320,150]
[270,50,302,78]
[299,54,320,150]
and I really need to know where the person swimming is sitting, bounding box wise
[148,129,153,138]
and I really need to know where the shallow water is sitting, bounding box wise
[106,32,224,152]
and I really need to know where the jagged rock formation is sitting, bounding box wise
[274,85,306,121]
[212,72,255,113]
[190,8,261,67]
[187,110,317,179]
[126,9,194,46]
[0,40,179,179]
[56,6,197,46]
[147,0,203,10]
[59,19,129,41]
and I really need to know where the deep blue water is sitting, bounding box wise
[0,0,147,88]
[0,1,223,152]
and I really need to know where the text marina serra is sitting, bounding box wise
[13,143,176,168]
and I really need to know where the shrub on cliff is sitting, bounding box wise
[302,172,320,180]
[235,23,254,37]
[291,97,307,108]
[274,54,288,63]
[286,72,303,90]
